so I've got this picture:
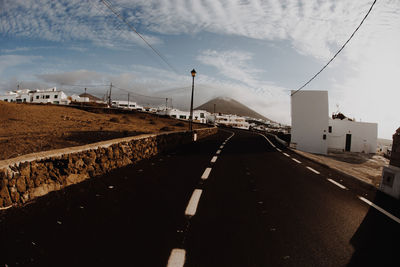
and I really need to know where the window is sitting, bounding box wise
[4,99,8,102]
[328,126,332,133]
[36,96,39,99]
[23,98,26,102]
[179,115,186,119]
[171,115,176,118]
[45,95,50,99]
[54,95,58,99]
[323,134,326,140]
[200,113,205,118]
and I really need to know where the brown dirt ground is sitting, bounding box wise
[0,102,204,160]
[292,149,389,188]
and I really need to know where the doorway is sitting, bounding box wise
[345,134,352,152]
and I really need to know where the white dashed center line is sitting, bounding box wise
[327,178,347,189]
[167,248,186,267]
[306,166,320,174]
[185,189,203,217]
[283,152,290,157]
[276,148,282,152]
[220,145,224,149]
[216,150,221,155]
[211,156,218,163]
[291,158,301,164]
[201,167,212,180]
[358,196,400,224]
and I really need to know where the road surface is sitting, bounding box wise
[0,129,399,266]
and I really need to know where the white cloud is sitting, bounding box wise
[0,55,41,74]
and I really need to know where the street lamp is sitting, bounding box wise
[189,69,196,131]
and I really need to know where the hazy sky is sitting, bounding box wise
[0,0,399,138]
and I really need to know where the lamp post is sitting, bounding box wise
[189,69,196,131]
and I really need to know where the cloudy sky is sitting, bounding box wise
[0,0,399,138]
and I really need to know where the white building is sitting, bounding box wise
[31,88,70,105]
[291,90,329,154]
[291,90,378,154]
[157,108,209,124]
[215,114,250,129]
[111,100,139,110]
[328,118,377,154]
[0,91,18,102]
[70,94,89,103]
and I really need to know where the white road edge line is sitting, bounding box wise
[292,158,302,164]
[258,133,276,148]
[216,150,221,155]
[358,196,400,224]
[283,152,290,157]
[185,189,203,217]
[167,248,186,267]
[220,145,224,149]
[211,156,218,163]
[276,148,282,152]
[327,178,347,190]
[306,166,320,174]
[201,167,212,180]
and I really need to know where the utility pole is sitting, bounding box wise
[165,98,168,110]
[214,103,216,114]
[108,82,113,107]
[128,93,130,108]
[84,87,87,95]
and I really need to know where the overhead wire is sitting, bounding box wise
[291,0,378,96]
[100,0,179,74]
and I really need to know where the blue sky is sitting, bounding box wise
[0,0,399,139]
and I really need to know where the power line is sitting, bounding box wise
[100,0,179,74]
[112,85,168,100]
[291,0,378,96]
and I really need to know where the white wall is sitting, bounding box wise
[291,90,329,154]
[328,119,377,153]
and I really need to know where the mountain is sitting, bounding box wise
[195,97,272,121]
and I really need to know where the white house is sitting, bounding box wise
[291,90,329,154]
[0,91,18,102]
[328,118,377,153]
[215,114,250,129]
[111,100,138,109]
[291,90,378,154]
[70,94,89,103]
[31,88,70,105]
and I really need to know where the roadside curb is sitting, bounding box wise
[287,147,378,192]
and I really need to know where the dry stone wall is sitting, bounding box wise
[0,127,217,208]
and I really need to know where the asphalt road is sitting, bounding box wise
[0,129,399,266]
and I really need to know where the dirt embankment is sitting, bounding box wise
[0,102,202,160]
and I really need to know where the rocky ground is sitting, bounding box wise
[0,102,202,160]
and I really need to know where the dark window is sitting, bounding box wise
[54,95,58,99]
[23,98,26,102]
[200,113,205,118]
[171,115,176,118]
[36,96,39,99]
[328,126,332,133]
[179,115,186,119]
[45,95,50,99]
[4,99,7,102]
[323,134,326,140]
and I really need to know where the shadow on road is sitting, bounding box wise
[347,191,400,266]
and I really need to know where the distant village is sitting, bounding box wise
[0,87,288,133]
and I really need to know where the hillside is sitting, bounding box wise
[0,102,202,160]
[195,97,271,121]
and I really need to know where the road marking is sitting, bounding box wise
[185,189,203,216]
[283,152,290,157]
[327,178,347,189]
[216,150,221,155]
[306,166,320,174]
[211,156,218,163]
[358,196,400,224]
[201,167,212,180]
[276,148,282,152]
[291,158,301,164]
[258,133,276,148]
[167,248,186,267]
[220,145,224,149]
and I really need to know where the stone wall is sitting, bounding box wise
[0,127,217,208]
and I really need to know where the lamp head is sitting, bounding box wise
[191,69,196,77]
